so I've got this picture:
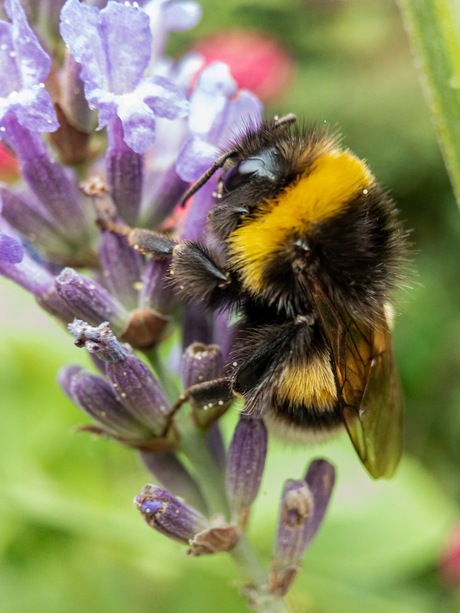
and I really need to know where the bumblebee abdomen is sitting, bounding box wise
[266,350,343,443]
[266,398,343,444]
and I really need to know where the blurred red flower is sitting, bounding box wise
[192,30,294,102]
[440,524,460,587]
[0,142,19,182]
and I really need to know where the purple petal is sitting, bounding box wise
[188,62,237,135]
[222,91,263,144]
[176,136,218,182]
[106,118,144,224]
[60,0,151,96]
[100,1,151,94]
[116,96,156,154]
[5,0,52,86]
[303,459,336,545]
[105,351,169,434]
[9,85,59,132]
[0,232,23,263]
[0,23,21,95]
[0,2,58,131]
[162,1,202,31]
[140,76,189,119]
[180,178,216,240]
[60,1,110,94]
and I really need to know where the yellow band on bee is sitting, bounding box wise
[228,150,374,294]
[276,356,337,410]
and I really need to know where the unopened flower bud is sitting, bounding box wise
[99,228,144,310]
[6,122,89,241]
[270,459,335,596]
[140,450,207,513]
[56,268,129,329]
[226,416,267,524]
[182,342,223,388]
[183,303,213,347]
[135,484,208,544]
[1,189,72,259]
[68,320,169,434]
[139,257,175,315]
[59,365,150,439]
[106,118,143,225]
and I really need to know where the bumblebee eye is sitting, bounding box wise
[222,159,261,193]
[221,148,281,194]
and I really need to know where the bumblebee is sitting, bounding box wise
[118,114,408,479]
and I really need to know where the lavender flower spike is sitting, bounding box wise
[0,0,58,133]
[135,484,208,544]
[60,0,189,154]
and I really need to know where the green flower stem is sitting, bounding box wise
[144,346,180,405]
[143,350,291,611]
[179,424,230,516]
[398,0,460,209]
[230,537,292,613]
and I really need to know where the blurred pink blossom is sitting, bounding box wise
[440,524,460,587]
[192,30,294,102]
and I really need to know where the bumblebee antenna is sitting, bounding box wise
[179,150,237,207]
[273,113,297,129]
[179,114,297,207]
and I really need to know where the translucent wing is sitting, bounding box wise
[310,281,403,478]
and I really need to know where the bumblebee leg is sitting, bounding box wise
[102,221,177,258]
[171,377,234,427]
[171,242,233,306]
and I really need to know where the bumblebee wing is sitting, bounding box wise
[311,282,403,478]
[342,323,403,478]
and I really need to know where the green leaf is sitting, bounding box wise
[398,0,460,209]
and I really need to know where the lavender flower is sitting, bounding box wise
[0,2,338,610]
[0,0,58,134]
[60,0,189,154]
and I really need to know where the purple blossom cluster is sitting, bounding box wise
[0,0,335,608]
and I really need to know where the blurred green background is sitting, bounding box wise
[1,0,460,611]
